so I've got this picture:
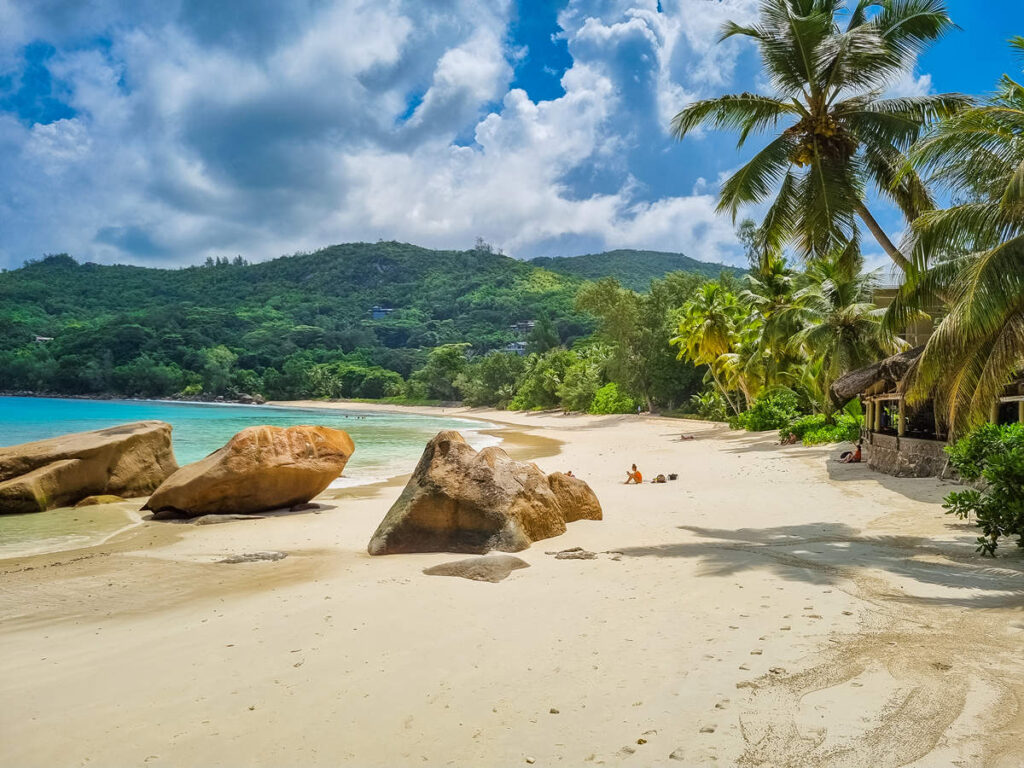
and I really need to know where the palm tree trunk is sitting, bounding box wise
[855,202,913,274]
[709,368,740,416]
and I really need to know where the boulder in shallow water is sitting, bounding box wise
[367,430,601,555]
[143,425,354,518]
[0,422,177,514]
[73,494,126,507]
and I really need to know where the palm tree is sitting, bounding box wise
[884,38,1024,436]
[672,282,743,414]
[788,239,900,416]
[738,249,801,388]
[670,0,969,269]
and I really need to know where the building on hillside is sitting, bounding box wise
[509,321,535,336]
[34,336,53,343]
[503,341,527,356]
[369,306,394,320]
[831,349,1024,478]
[871,286,941,347]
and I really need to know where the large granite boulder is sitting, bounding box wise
[0,421,178,514]
[368,430,602,555]
[143,425,354,518]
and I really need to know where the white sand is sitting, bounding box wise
[2,406,1022,767]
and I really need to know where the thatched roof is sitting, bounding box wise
[830,346,924,405]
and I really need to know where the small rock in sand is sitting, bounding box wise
[423,555,530,583]
[669,748,686,761]
[218,551,288,564]
[192,514,266,525]
[549,547,598,560]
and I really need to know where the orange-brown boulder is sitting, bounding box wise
[143,425,354,518]
[0,421,178,514]
[367,430,601,555]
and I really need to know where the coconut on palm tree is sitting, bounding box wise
[670,0,969,269]
[883,37,1024,436]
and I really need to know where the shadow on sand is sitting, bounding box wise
[617,522,1024,609]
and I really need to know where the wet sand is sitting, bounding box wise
[1,407,1022,767]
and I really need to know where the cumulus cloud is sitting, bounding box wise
[0,0,925,270]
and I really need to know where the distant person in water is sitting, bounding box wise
[625,464,642,484]
[839,441,863,464]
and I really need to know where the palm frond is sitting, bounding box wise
[670,94,798,141]
[717,135,800,218]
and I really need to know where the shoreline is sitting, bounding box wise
[2,411,1022,766]
[0,413,557,564]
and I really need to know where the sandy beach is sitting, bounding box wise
[2,404,1023,767]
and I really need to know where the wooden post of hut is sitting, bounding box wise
[873,398,882,432]
[864,400,872,435]
[1018,400,1024,424]
[897,397,907,437]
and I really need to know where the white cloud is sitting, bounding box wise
[1,0,911,271]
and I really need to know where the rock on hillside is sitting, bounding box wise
[367,430,601,555]
[0,421,178,514]
[143,425,354,518]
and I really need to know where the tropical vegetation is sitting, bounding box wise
[885,36,1024,438]
[944,422,1024,556]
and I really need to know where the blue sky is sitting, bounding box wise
[0,0,1020,271]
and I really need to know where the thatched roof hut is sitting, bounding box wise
[830,346,924,406]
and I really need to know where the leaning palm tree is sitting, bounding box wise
[788,239,900,416]
[883,37,1024,436]
[672,282,743,414]
[671,0,969,269]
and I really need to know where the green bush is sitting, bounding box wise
[589,382,637,414]
[689,389,729,422]
[781,413,862,445]
[943,422,1024,556]
[731,390,802,432]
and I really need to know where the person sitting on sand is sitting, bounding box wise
[839,441,863,464]
[625,464,643,484]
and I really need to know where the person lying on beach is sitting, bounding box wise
[680,434,695,441]
[625,464,643,484]
[838,442,863,463]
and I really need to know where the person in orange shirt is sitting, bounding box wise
[625,464,643,484]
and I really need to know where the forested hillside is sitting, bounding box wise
[0,242,721,403]
[531,249,741,291]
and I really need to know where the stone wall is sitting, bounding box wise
[865,432,950,478]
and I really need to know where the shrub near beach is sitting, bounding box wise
[943,423,1024,556]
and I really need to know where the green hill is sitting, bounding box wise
[531,249,741,291]
[0,242,719,399]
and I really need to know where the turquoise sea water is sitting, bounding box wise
[0,396,498,556]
